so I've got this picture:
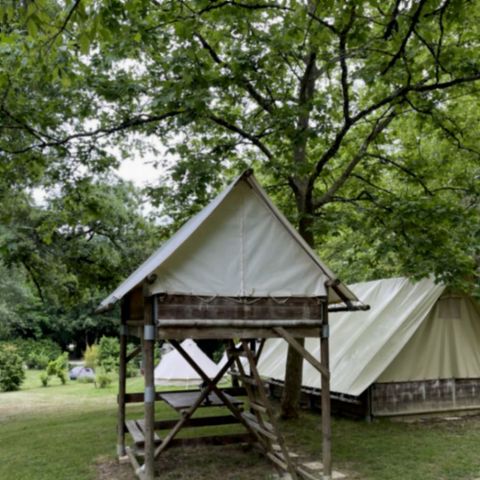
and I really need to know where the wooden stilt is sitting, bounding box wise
[117,299,128,459]
[143,295,156,480]
[321,301,332,480]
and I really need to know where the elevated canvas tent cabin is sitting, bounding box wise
[97,170,364,480]
[258,276,480,418]
[154,339,221,387]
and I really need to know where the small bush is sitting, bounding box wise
[46,352,69,385]
[0,344,25,392]
[83,344,99,370]
[40,371,49,387]
[98,336,119,373]
[96,371,112,388]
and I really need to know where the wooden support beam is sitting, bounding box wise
[126,345,141,363]
[117,299,128,458]
[273,327,330,379]
[142,295,156,480]
[321,301,332,480]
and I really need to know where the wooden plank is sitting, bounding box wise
[126,346,142,363]
[160,391,243,411]
[274,327,330,379]
[321,301,332,479]
[156,327,318,340]
[123,387,246,404]
[117,299,128,457]
[136,419,161,444]
[155,295,324,322]
[157,319,323,327]
[154,414,240,430]
[250,401,267,414]
[143,296,155,480]
[126,420,145,445]
[240,412,277,440]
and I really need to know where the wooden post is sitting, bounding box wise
[143,295,156,480]
[117,298,128,459]
[321,299,332,480]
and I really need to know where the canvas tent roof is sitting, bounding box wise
[154,339,221,386]
[97,170,360,312]
[258,277,456,397]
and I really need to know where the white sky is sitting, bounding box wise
[115,156,162,187]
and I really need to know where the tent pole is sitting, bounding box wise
[321,299,332,480]
[143,295,156,480]
[117,298,128,459]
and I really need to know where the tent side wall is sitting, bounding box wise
[371,294,480,417]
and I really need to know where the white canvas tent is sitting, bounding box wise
[259,277,480,399]
[155,339,221,387]
[97,171,359,313]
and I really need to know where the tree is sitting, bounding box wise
[0,178,163,350]
[2,0,480,416]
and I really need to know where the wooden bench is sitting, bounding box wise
[125,419,161,447]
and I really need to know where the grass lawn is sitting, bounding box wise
[2,370,480,480]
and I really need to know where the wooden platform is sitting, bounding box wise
[159,390,243,411]
[125,419,162,447]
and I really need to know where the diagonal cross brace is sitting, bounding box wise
[273,327,330,379]
[168,340,268,447]
[153,347,236,459]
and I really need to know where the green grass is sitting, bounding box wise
[2,371,480,479]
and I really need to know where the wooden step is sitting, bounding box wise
[250,401,267,414]
[125,419,161,446]
[266,451,288,471]
[241,412,277,440]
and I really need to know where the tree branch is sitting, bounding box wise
[193,32,275,114]
[381,0,429,75]
[208,114,273,159]
[44,0,82,48]
[339,6,356,124]
[366,153,433,196]
[313,110,396,208]
[0,111,182,154]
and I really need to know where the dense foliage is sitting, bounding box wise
[0,344,25,392]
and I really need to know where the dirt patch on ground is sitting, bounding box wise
[95,444,280,480]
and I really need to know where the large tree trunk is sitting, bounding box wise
[280,211,314,419]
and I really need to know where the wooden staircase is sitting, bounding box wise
[229,340,300,480]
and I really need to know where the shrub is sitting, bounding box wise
[83,344,99,370]
[40,371,49,387]
[46,352,69,385]
[0,344,25,392]
[98,336,119,373]
[96,371,112,388]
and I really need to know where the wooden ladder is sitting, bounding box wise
[229,340,299,480]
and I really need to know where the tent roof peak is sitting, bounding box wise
[97,170,362,313]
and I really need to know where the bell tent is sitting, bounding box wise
[154,339,221,387]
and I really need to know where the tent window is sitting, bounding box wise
[437,297,461,320]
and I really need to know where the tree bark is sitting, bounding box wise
[280,210,314,419]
